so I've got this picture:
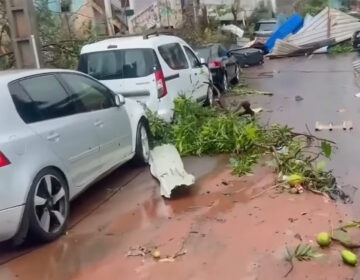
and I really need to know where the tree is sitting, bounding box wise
[231,0,241,24]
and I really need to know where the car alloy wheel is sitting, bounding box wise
[223,74,228,93]
[236,67,240,82]
[34,175,67,234]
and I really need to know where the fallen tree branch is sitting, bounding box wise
[290,131,336,145]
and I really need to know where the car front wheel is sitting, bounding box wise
[134,120,150,164]
[27,168,69,242]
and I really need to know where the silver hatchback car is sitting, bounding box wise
[0,69,150,243]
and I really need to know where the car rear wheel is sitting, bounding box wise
[134,120,150,164]
[222,73,229,93]
[233,66,240,84]
[27,168,69,242]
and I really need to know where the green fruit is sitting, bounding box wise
[316,232,331,247]
[288,174,304,186]
[342,250,357,266]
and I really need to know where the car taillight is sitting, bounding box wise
[0,152,10,168]
[155,70,167,98]
[208,60,222,69]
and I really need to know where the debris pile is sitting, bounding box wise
[269,8,360,58]
[147,97,348,200]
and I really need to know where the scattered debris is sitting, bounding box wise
[149,144,195,198]
[337,108,346,113]
[295,95,304,101]
[215,217,227,223]
[127,246,148,257]
[230,84,273,96]
[152,249,161,259]
[270,8,360,58]
[284,244,322,277]
[294,233,303,241]
[355,93,360,98]
[315,121,353,131]
[252,107,263,114]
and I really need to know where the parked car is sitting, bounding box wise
[229,47,264,67]
[254,19,278,39]
[0,69,150,244]
[195,44,240,93]
[353,30,360,50]
[79,34,212,122]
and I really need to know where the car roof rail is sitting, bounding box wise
[143,27,174,39]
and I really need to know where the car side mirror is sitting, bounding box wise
[115,94,125,107]
[200,57,207,67]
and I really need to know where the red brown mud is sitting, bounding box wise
[0,156,358,280]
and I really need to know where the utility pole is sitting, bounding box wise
[104,0,115,36]
[5,0,42,68]
[193,0,199,25]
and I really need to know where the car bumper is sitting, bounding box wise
[157,109,173,123]
[0,205,24,242]
[211,69,223,87]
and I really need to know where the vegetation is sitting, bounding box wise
[148,95,348,200]
[0,0,100,70]
[329,40,354,55]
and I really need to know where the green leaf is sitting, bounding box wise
[321,141,332,159]
[294,244,322,261]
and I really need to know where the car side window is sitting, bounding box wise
[158,43,189,70]
[184,46,200,68]
[11,74,75,123]
[60,74,114,113]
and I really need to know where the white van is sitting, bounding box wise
[79,33,212,122]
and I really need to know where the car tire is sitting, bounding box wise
[133,119,151,164]
[222,73,229,93]
[27,168,69,243]
[204,85,219,107]
[232,66,241,84]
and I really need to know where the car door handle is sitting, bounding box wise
[47,132,60,141]
[94,120,104,127]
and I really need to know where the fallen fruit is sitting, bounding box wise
[288,174,304,186]
[152,249,161,259]
[342,250,357,266]
[316,232,331,247]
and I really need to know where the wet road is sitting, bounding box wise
[1,54,360,280]
[240,54,360,214]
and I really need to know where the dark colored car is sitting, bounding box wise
[353,30,360,50]
[195,44,240,93]
[254,19,278,39]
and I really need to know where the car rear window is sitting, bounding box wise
[256,22,277,32]
[78,49,159,80]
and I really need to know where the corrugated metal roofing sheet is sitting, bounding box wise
[270,7,360,56]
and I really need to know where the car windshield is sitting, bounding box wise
[256,22,277,32]
[78,49,159,80]
[196,48,211,61]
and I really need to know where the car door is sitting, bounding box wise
[157,42,193,99]
[59,73,132,172]
[183,45,209,102]
[17,74,101,189]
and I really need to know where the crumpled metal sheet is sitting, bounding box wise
[149,144,195,198]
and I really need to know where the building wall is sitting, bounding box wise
[130,0,183,33]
